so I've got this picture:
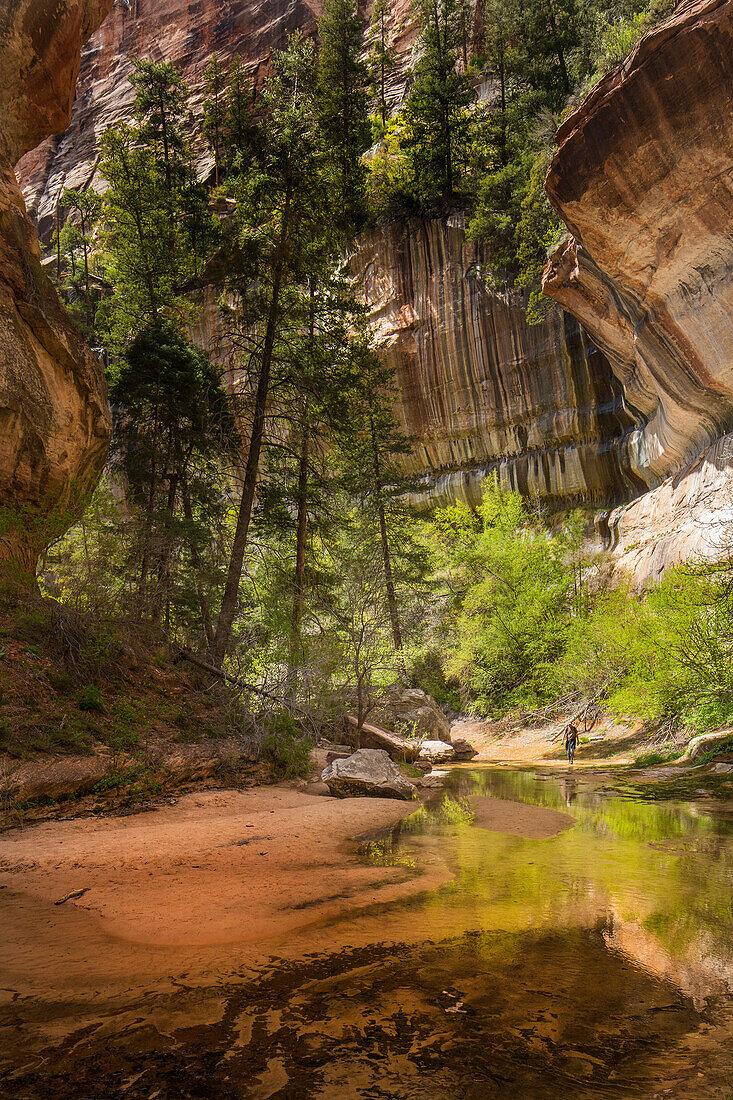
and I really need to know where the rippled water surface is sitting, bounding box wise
[3,766,733,1098]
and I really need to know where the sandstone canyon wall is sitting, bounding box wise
[0,1,112,584]
[17,0,733,583]
[16,0,422,240]
[354,217,640,507]
[543,0,733,579]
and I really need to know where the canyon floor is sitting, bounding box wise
[2,724,733,1097]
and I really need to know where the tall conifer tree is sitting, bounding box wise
[317,0,371,233]
[403,0,474,208]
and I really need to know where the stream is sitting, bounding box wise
[2,765,733,1098]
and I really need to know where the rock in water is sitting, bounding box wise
[418,741,455,765]
[452,738,478,761]
[321,749,415,801]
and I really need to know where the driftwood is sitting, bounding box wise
[346,716,420,762]
[55,887,88,906]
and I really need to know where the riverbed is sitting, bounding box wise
[1,764,732,1097]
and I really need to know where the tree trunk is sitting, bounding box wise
[370,422,402,653]
[289,419,310,672]
[181,479,215,650]
[210,257,286,666]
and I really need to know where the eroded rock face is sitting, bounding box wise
[543,0,733,493]
[370,685,452,743]
[15,0,650,516]
[605,432,733,586]
[355,217,639,507]
[0,1,112,583]
[16,0,427,239]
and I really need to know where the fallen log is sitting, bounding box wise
[676,729,733,764]
[346,716,420,762]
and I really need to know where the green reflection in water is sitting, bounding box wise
[379,767,733,1001]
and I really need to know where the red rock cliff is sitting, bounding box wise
[354,217,638,506]
[17,0,421,239]
[543,0,733,487]
[0,0,113,584]
[543,0,733,577]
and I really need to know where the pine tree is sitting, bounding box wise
[367,0,397,130]
[202,52,228,185]
[129,60,187,193]
[99,61,217,347]
[335,342,427,657]
[210,34,336,667]
[111,325,237,629]
[59,188,102,304]
[403,0,475,208]
[317,0,371,233]
[223,54,257,172]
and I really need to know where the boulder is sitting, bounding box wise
[321,749,415,801]
[325,751,351,765]
[677,729,733,764]
[372,686,452,743]
[418,740,455,765]
[451,738,478,761]
[346,716,419,762]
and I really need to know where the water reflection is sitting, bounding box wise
[374,766,733,1014]
[4,767,733,1098]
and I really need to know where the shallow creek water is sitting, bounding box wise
[3,765,733,1098]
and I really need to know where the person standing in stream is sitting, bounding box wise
[563,723,579,765]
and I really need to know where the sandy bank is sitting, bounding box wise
[454,717,645,767]
[0,786,440,952]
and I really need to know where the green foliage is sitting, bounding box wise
[367,0,398,128]
[550,564,733,732]
[202,52,228,184]
[690,736,733,768]
[92,760,162,799]
[363,837,416,868]
[78,684,105,713]
[317,0,370,231]
[408,649,463,712]
[401,0,475,210]
[47,669,74,695]
[432,480,582,712]
[98,60,218,349]
[633,749,682,767]
[108,324,237,632]
[262,712,312,778]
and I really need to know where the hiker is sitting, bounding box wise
[563,723,579,765]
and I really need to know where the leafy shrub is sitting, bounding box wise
[693,736,733,767]
[262,712,312,779]
[432,482,583,714]
[633,750,682,768]
[408,650,463,713]
[14,610,49,644]
[552,563,733,733]
[78,684,105,713]
[93,761,162,798]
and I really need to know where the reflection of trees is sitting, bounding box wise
[376,767,733,1002]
